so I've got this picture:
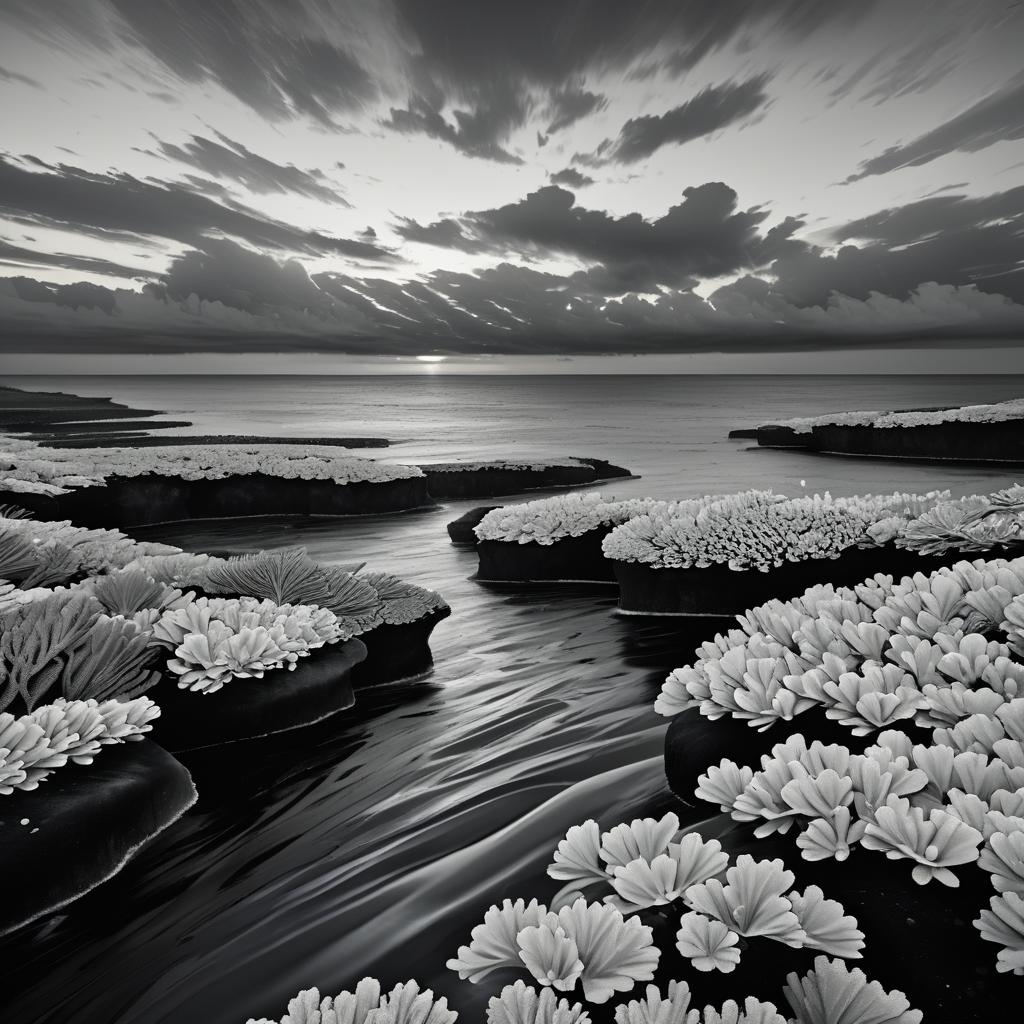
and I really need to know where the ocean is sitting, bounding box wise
[4,374,1023,1023]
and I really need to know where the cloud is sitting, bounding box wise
[848,72,1024,180]
[0,154,391,261]
[767,185,1024,305]
[549,168,595,189]
[384,0,867,161]
[393,216,483,252]
[0,239,146,279]
[104,0,376,126]
[542,86,606,136]
[0,65,42,88]
[384,89,527,164]
[405,182,800,291]
[155,132,351,205]
[590,75,772,164]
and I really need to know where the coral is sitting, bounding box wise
[603,490,943,572]
[1,437,422,495]
[245,978,454,1024]
[487,982,590,1024]
[975,891,1024,974]
[785,886,864,958]
[607,835,729,914]
[548,899,659,1004]
[0,696,159,795]
[599,813,681,871]
[861,798,984,886]
[1,591,159,713]
[475,493,660,546]
[783,956,922,1024]
[152,595,346,692]
[447,899,549,983]
[683,856,804,945]
[81,569,191,618]
[675,913,740,973]
[360,571,448,624]
[203,548,384,634]
[448,898,658,1005]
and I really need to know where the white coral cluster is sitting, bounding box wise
[663,554,1024,972]
[0,436,422,495]
[770,395,1024,432]
[602,491,945,571]
[448,812,862,1011]
[475,493,662,546]
[0,696,160,794]
[151,596,347,693]
[899,485,1024,555]
[1,513,182,572]
[245,977,456,1024]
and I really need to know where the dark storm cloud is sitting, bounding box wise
[406,183,800,290]
[386,0,872,160]
[549,168,595,189]
[384,90,527,165]
[3,276,119,313]
[0,155,390,261]
[767,186,1024,305]
[590,75,771,164]
[848,73,1024,181]
[0,239,146,279]
[542,86,606,136]
[155,238,327,313]
[393,216,484,253]
[155,132,351,205]
[2,0,376,126]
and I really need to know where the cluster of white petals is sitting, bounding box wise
[542,813,861,979]
[475,493,663,546]
[447,895,658,1004]
[152,596,346,693]
[899,485,1024,555]
[1,513,181,572]
[245,977,456,1024]
[602,491,945,571]
[0,696,159,794]
[0,436,422,494]
[668,554,1024,972]
[770,396,1024,432]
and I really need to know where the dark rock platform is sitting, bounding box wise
[0,740,196,936]
[150,639,366,751]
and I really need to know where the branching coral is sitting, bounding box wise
[1,591,160,713]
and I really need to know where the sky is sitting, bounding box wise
[1,0,1023,372]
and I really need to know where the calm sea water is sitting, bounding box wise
[4,375,1023,1023]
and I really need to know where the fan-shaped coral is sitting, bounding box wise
[783,956,923,1024]
[487,981,590,1024]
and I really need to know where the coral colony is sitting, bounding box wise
[6,446,1024,1021]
